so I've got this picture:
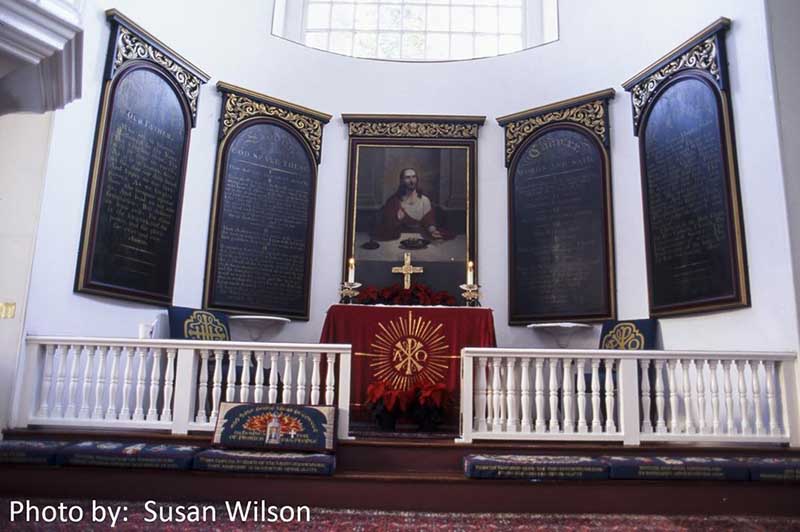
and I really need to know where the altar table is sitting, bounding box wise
[319,304,496,425]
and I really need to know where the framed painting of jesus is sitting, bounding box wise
[341,115,484,299]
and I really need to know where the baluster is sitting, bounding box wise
[576,358,587,433]
[604,358,616,433]
[640,359,652,433]
[486,358,494,430]
[118,346,134,420]
[226,350,237,403]
[79,345,95,419]
[146,348,162,422]
[736,360,750,434]
[667,360,678,433]
[696,360,707,433]
[92,347,107,420]
[268,352,279,403]
[132,346,147,421]
[240,351,252,403]
[591,359,602,432]
[654,359,666,433]
[505,358,518,432]
[491,357,502,432]
[36,345,55,418]
[765,361,779,435]
[548,358,559,433]
[752,360,764,435]
[283,352,294,404]
[161,349,176,422]
[519,358,531,433]
[104,346,120,420]
[195,350,210,423]
[562,358,574,433]
[710,360,720,435]
[310,353,321,405]
[534,358,546,432]
[211,350,224,422]
[682,359,694,434]
[722,360,734,434]
[296,353,307,404]
[254,352,265,403]
[65,345,80,418]
[53,344,67,417]
[325,353,336,406]
[476,357,488,432]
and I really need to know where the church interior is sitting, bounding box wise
[1,0,800,528]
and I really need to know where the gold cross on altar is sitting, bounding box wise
[392,252,423,289]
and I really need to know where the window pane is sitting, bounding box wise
[306,4,331,30]
[354,5,378,30]
[402,32,425,59]
[427,6,449,31]
[475,34,498,57]
[499,7,522,33]
[379,5,402,30]
[330,31,354,54]
[475,7,498,33]
[378,32,402,58]
[450,33,474,59]
[403,5,426,31]
[331,4,355,29]
[499,33,522,53]
[353,32,378,57]
[305,31,329,49]
[451,6,474,32]
[426,33,449,60]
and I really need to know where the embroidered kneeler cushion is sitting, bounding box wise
[168,306,231,341]
[193,449,335,476]
[58,441,203,470]
[0,440,69,465]
[605,456,749,480]
[748,457,800,481]
[599,319,658,350]
[213,403,336,453]
[463,454,609,480]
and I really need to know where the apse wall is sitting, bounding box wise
[22,0,798,351]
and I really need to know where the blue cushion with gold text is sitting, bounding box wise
[605,455,749,480]
[464,454,609,480]
[193,449,335,476]
[0,440,69,465]
[58,441,203,470]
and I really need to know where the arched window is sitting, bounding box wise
[272,0,558,61]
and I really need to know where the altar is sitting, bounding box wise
[320,304,496,432]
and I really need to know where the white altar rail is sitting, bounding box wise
[13,337,352,440]
[459,348,800,446]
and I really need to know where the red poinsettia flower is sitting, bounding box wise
[366,382,415,413]
[418,382,449,408]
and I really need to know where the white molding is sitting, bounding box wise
[0,0,83,114]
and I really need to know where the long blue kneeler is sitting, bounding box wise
[58,441,203,470]
[748,458,800,481]
[464,455,609,480]
[605,456,749,480]
[193,449,335,476]
[0,440,70,465]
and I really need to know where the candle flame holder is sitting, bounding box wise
[339,282,362,304]
[459,283,481,307]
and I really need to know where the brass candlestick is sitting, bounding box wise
[460,283,481,307]
[339,282,362,304]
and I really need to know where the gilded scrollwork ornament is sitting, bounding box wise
[503,99,608,166]
[221,93,325,163]
[347,121,479,139]
[113,27,203,124]
[629,37,720,131]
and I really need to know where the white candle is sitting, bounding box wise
[347,257,355,283]
[467,260,474,285]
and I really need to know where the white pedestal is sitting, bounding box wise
[526,322,593,348]
[229,315,290,341]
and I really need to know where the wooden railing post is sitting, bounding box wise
[336,349,352,440]
[618,357,641,446]
[171,348,198,435]
[457,351,474,443]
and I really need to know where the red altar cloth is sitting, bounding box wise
[319,304,496,423]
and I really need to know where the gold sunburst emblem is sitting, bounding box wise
[364,311,452,391]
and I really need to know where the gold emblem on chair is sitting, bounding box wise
[184,311,228,341]
[602,323,645,350]
[364,311,451,390]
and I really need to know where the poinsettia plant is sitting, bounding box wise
[365,381,452,431]
[356,283,456,306]
[410,382,452,431]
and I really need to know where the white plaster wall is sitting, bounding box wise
[0,112,53,433]
[21,0,799,352]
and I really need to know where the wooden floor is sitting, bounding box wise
[2,429,799,515]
